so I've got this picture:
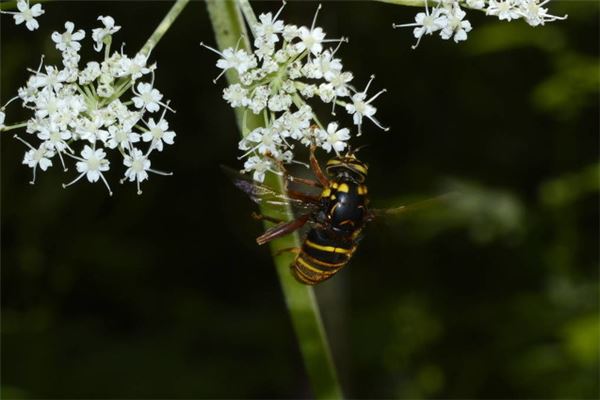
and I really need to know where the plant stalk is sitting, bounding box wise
[377,0,432,7]
[376,0,477,9]
[205,1,342,398]
[139,0,190,57]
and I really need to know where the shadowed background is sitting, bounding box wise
[1,0,598,398]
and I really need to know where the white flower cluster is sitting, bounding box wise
[0,0,45,31]
[204,3,388,182]
[394,0,567,48]
[1,17,175,195]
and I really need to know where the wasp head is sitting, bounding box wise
[325,149,368,183]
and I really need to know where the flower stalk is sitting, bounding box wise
[1,122,28,132]
[205,1,342,398]
[139,0,190,57]
[377,0,438,7]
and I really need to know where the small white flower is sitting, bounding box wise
[466,0,486,9]
[142,118,175,152]
[393,5,448,49]
[3,0,45,31]
[217,48,256,74]
[487,0,521,22]
[48,101,78,131]
[61,145,112,194]
[254,6,285,47]
[0,111,5,130]
[285,107,312,140]
[440,6,473,43]
[268,93,292,112]
[243,156,273,183]
[73,117,100,143]
[346,92,374,130]
[261,58,279,74]
[92,15,121,52]
[249,85,270,114]
[345,76,388,134]
[201,42,257,82]
[77,146,109,181]
[301,62,321,79]
[123,148,172,195]
[318,122,350,153]
[52,21,86,52]
[62,48,81,68]
[223,83,250,108]
[118,53,154,80]
[328,70,353,97]
[123,148,150,184]
[31,66,68,92]
[518,0,568,26]
[22,143,54,183]
[299,83,317,98]
[132,82,163,113]
[23,145,53,168]
[312,50,343,81]
[34,90,65,119]
[318,83,335,103]
[79,61,102,85]
[37,124,72,151]
[283,24,300,41]
[254,38,276,61]
[97,83,115,98]
[106,125,140,150]
[297,25,326,56]
[244,127,282,156]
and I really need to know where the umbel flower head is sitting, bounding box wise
[1,16,175,195]
[203,2,389,182]
[393,0,567,48]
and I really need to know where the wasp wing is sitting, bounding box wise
[369,193,455,220]
[221,165,319,214]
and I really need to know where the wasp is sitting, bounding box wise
[225,146,445,285]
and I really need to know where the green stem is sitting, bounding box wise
[376,0,477,9]
[205,1,343,399]
[376,0,434,7]
[139,0,190,57]
[237,0,258,36]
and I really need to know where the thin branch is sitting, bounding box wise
[139,0,190,57]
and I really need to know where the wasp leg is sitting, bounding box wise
[268,154,324,192]
[288,176,322,188]
[256,213,311,245]
[275,247,301,256]
[287,189,321,203]
[251,212,284,224]
[310,145,330,187]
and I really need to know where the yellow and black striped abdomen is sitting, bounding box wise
[291,228,356,285]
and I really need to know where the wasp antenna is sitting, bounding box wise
[354,144,370,154]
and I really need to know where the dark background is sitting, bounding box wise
[1,0,598,398]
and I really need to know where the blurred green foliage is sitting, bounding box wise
[1,1,598,398]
